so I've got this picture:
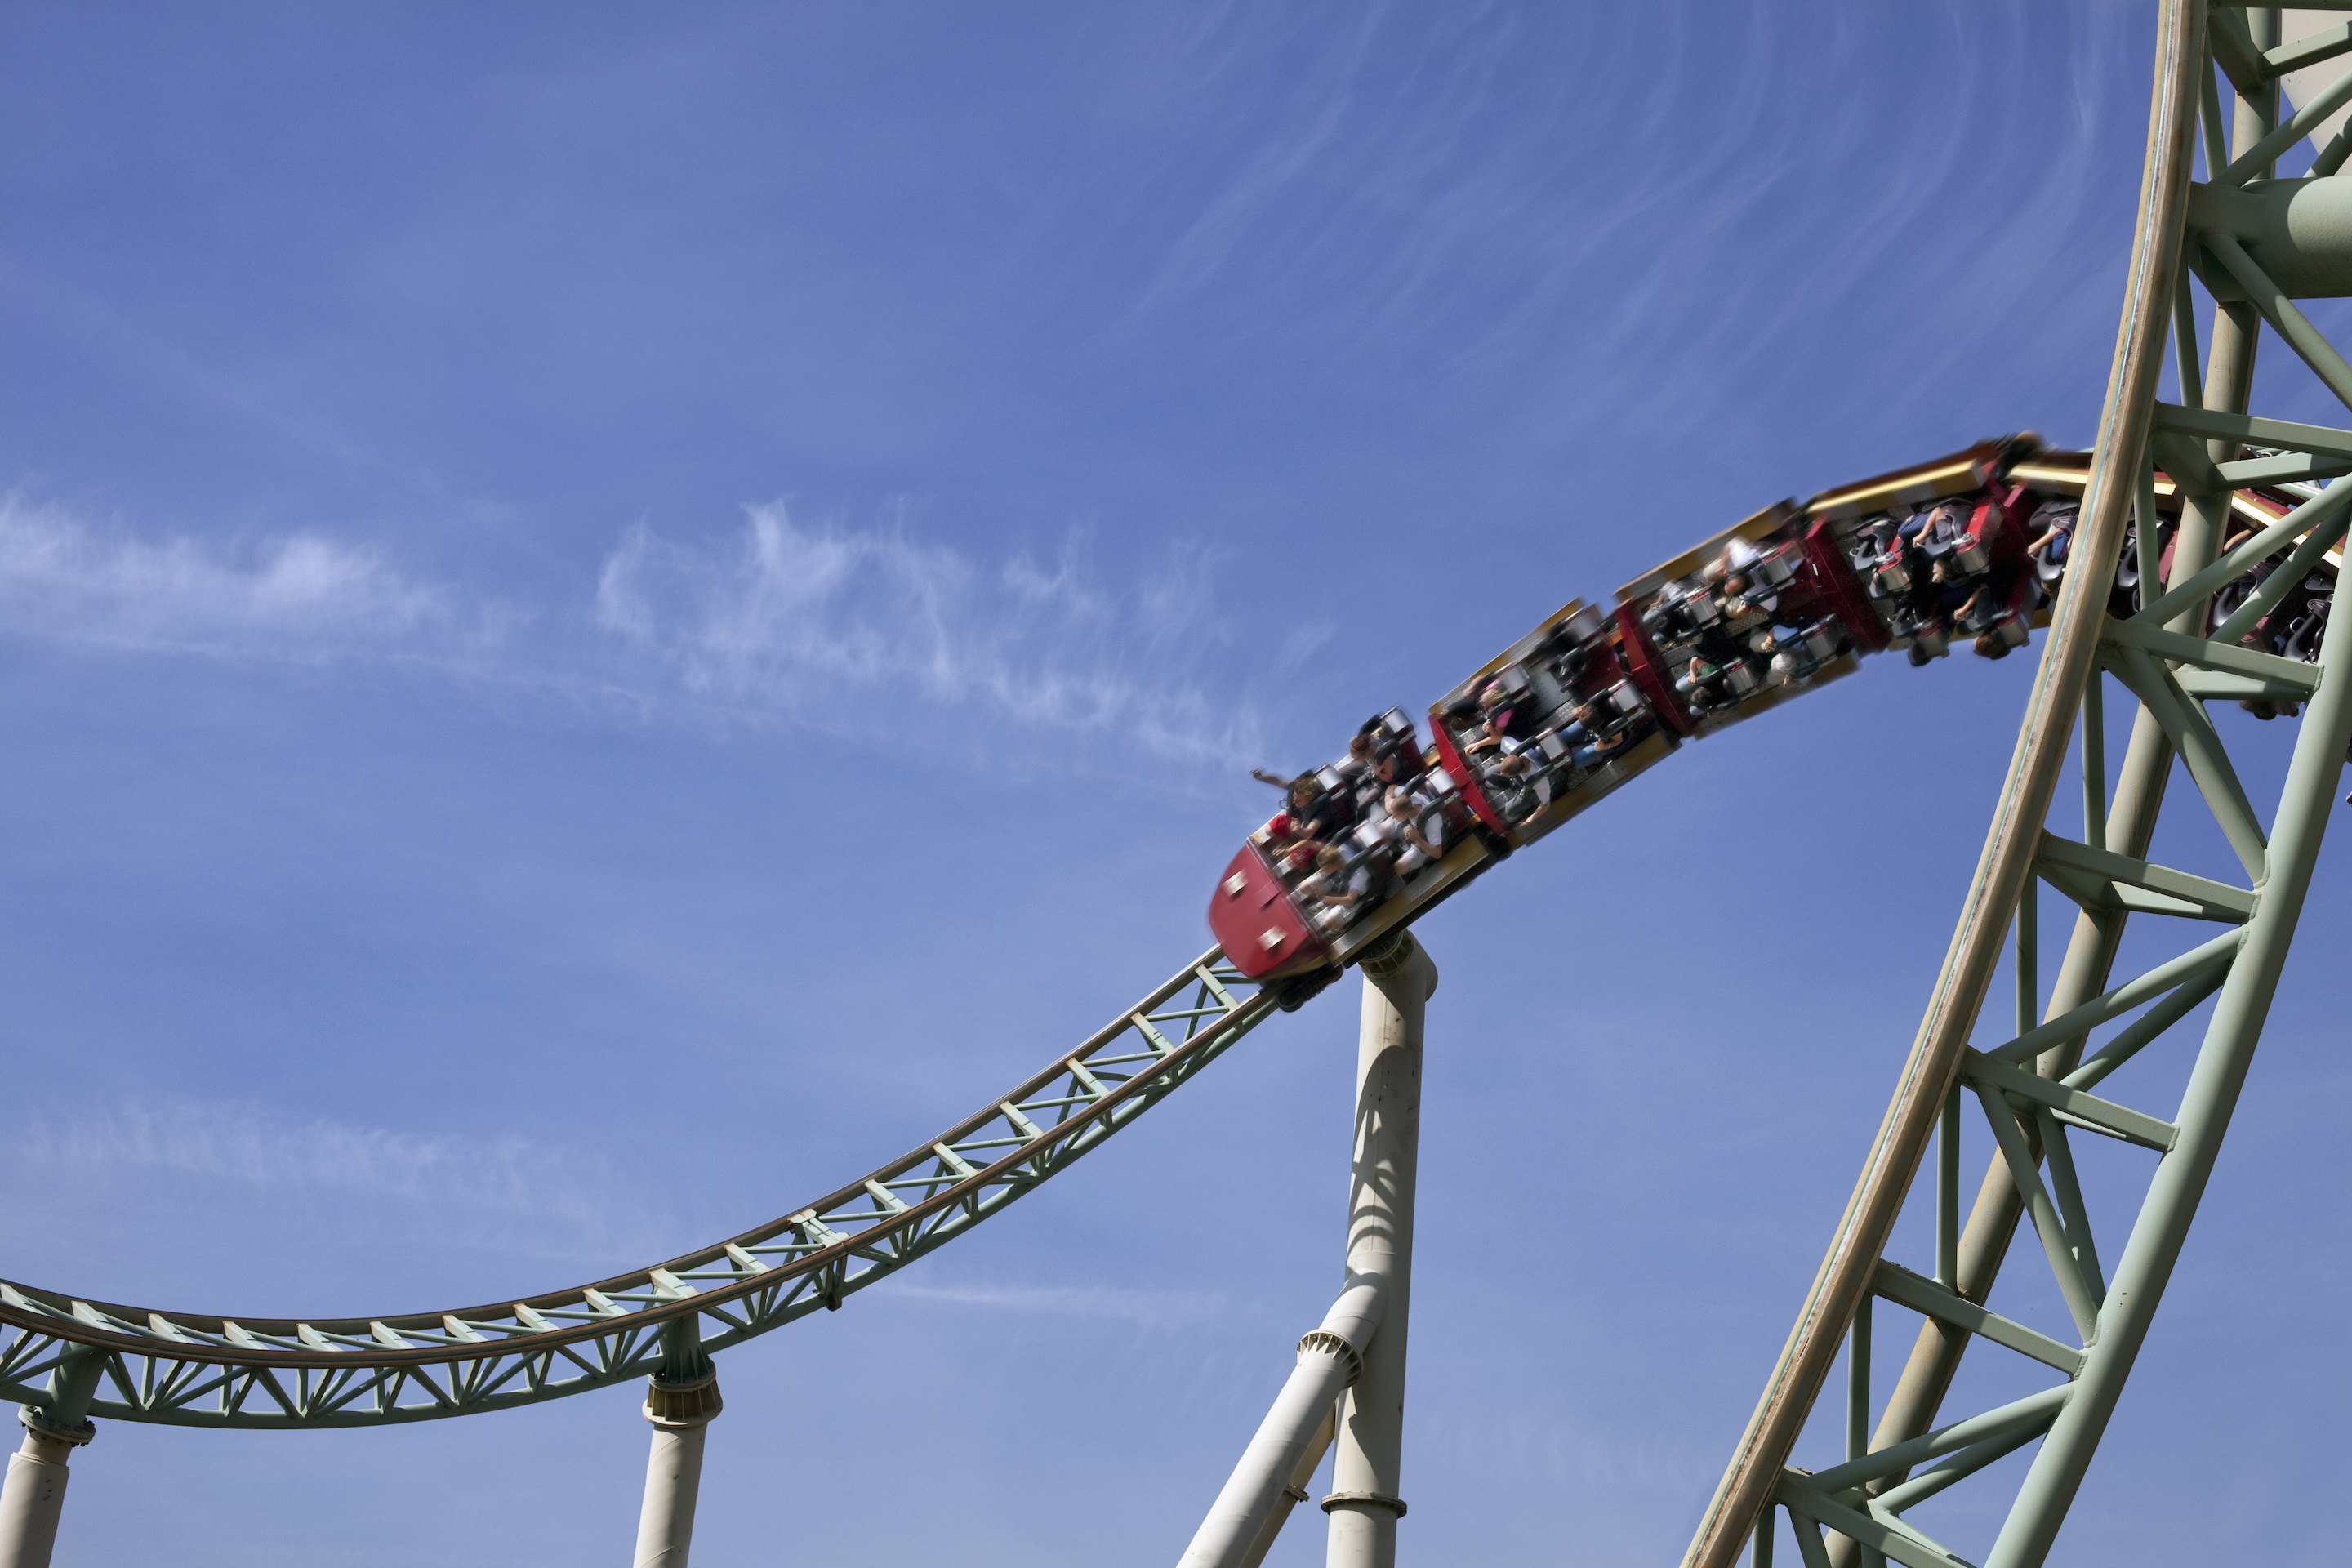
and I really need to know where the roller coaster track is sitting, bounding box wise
[1690,6,2352,1565]
[0,956,1273,1428]
[7,5,2351,1565]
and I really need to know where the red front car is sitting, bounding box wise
[1207,838,1330,981]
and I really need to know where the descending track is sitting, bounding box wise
[0,956,1274,1427]
[7,5,2351,1564]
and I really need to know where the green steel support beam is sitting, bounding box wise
[1715,11,2352,1565]
[1682,8,2208,1562]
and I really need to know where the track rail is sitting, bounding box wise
[0,955,1273,1428]
[7,470,2338,1441]
[0,420,2189,1435]
[10,39,2347,1568]
[0,424,2154,1436]
[1683,2,2201,1558]
[1694,7,2352,1565]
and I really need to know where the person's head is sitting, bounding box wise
[1288,775,1320,808]
[1478,681,1507,710]
[1316,846,1345,872]
[1348,732,1374,760]
[1384,786,1412,817]
[1498,753,1530,778]
[1722,572,1749,599]
[1973,631,2012,661]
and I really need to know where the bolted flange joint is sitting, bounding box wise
[19,1405,96,1448]
[642,1370,722,1432]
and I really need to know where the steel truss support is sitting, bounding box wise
[0,953,1272,1432]
[1177,934,1436,1568]
[1690,7,2352,1565]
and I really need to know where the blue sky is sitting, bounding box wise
[5,3,2350,1563]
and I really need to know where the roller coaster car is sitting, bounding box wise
[1805,434,2043,525]
[2008,449,2332,630]
[1209,709,1487,984]
[2205,492,2336,675]
[1430,599,1675,852]
[1815,435,2040,603]
[1800,516,1891,653]
[1946,482,2040,644]
[1613,501,1864,735]
[1817,439,2062,655]
[1209,434,2090,988]
[1210,838,1326,981]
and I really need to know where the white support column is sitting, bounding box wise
[0,1356,100,1568]
[1237,1405,1336,1568]
[1179,1281,1383,1568]
[631,1328,722,1568]
[1325,933,1436,1568]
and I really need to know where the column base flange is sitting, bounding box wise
[643,1371,722,1431]
[1320,1490,1406,1518]
[17,1407,94,1448]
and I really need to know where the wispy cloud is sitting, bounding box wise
[0,495,469,660]
[10,1099,672,1265]
[874,1276,1229,1329]
[0,493,1263,769]
[1063,1,2136,447]
[595,504,1254,764]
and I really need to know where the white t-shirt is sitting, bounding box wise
[1375,794,1443,852]
[1302,862,1374,902]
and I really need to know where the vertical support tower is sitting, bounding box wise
[1325,933,1436,1568]
[632,1318,722,1568]
[0,1352,100,1568]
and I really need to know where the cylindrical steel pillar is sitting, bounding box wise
[1325,933,1437,1568]
[1179,1290,1374,1568]
[631,1333,722,1568]
[0,1419,91,1568]
[0,1355,100,1568]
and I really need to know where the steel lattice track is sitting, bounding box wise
[7,28,2347,1568]
[0,955,1273,1428]
[1689,6,2352,1566]
[0,468,2156,1435]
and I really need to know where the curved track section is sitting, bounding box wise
[0,956,1272,1428]
[11,40,2350,1568]
[0,421,2191,1435]
[1694,7,2352,1565]
[12,398,2328,1441]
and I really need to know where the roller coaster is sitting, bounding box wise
[5,4,2350,1566]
